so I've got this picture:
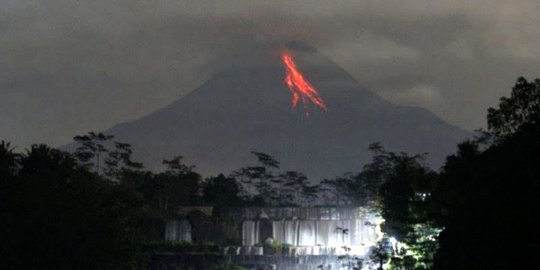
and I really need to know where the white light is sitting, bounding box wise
[389,237,397,247]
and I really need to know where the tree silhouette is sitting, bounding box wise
[434,77,540,270]
[73,132,142,177]
[0,140,19,182]
[487,77,540,138]
[281,170,309,206]
[0,143,147,269]
[73,132,113,174]
[152,156,201,214]
[203,174,242,206]
[232,152,281,205]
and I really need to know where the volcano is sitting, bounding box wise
[94,43,469,179]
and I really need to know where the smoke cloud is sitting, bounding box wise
[2,0,540,147]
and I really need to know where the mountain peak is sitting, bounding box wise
[101,45,469,179]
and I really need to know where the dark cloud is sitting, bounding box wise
[2,0,540,147]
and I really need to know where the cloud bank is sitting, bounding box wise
[2,0,540,147]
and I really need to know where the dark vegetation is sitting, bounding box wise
[1,77,539,269]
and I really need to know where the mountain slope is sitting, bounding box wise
[101,44,470,179]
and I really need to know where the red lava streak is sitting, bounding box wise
[282,52,327,115]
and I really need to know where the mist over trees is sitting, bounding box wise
[1,76,539,269]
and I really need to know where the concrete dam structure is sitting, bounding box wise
[162,207,382,270]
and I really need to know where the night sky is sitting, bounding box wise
[2,0,540,147]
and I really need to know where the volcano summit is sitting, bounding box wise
[92,43,469,179]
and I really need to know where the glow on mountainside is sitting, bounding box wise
[282,52,327,115]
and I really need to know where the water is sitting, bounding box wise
[165,207,381,269]
[232,208,380,255]
[164,219,192,242]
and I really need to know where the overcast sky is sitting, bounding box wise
[2,0,540,148]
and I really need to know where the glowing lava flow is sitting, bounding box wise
[282,52,327,115]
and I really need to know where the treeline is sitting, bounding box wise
[0,126,440,269]
[69,133,425,211]
[1,77,539,269]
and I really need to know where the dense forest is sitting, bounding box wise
[1,77,539,269]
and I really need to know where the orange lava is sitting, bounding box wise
[282,52,327,115]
